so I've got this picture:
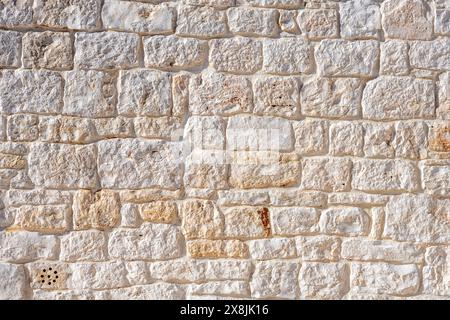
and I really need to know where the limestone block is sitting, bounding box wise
[177,5,228,38]
[181,200,223,239]
[211,38,262,74]
[0,0,33,27]
[296,236,341,262]
[271,207,320,235]
[248,238,297,260]
[299,263,349,299]
[60,231,107,262]
[339,0,381,39]
[301,158,352,192]
[228,7,279,37]
[0,31,21,67]
[0,263,27,299]
[263,38,313,75]
[297,9,338,39]
[0,231,58,263]
[187,239,248,259]
[250,261,299,299]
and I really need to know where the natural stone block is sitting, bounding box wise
[187,239,248,259]
[0,31,21,67]
[301,158,352,192]
[188,281,249,297]
[16,205,70,233]
[102,0,175,34]
[69,261,127,290]
[60,231,107,262]
[297,9,338,39]
[350,263,420,296]
[319,207,370,237]
[28,143,97,189]
[144,35,208,70]
[7,114,39,142]
[362,76,435,120]
[339,0,381,39]
[315,39,379,77]
[0,263,27,300]
[184,150,228,189]
[33,0,101,29]
[184,116,225,150]
[271,207,320,235]
[437,72,450,120]
[393,121,427,159]
[0,231,57,263]
[177,5,228,38]
[421,160,450,197]
[263,38,313,74]
[75,32,139,69]
[97,139,183,189]
[120,203,140,228]
[0,0,33,27]
[329,122,363,156]
[211,38,262,74]
[7,189,71,207]
[172,73,189,117]
[39,116,98,144]
[269,190,326,207]
[223,207,271,238]
[381,0,433,40]
[228,7,279,37]
[237,0,303,9]
[251,261,299,299]
[435,9,450,35]
[363,122,395,158]
[108,224,184,260]
[0,70,63,114]
[409,38,450,70]
[300,77,363,118]
[428,121,450,152]
[181,200,223,239]
[139,201,178,224]
[64,70,117,118]
[118,70,171,116]
[0,153,26,170]
[352,159,420,192]
[110,283,185,300]
[218,190,270,207]
[299,263,349,299]
[73,190,120,230]
[248,238,297,260]
[380,40,409,76]
[253,76,300,118]
[189,71,253,116]
[296,236,341,262]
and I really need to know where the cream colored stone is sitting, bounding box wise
[139,201,178,224]
[0,231,58,263]
[298,9,338,39]
[211,38,262,74]
[299,263,349,299]
[23,31,72,69]
[177,5,228,38]
[339,0,381,39]
[187,239,248,259]
[271,207,320,236]
[319,207,370,237]
[0,263,27,299]
[228,7,279,37]
[251,261,299,299]
[0,31,21,67]
[296,236,341,262]
[301,158,352,192]
[16,205,69,233]
[363,122,395,158]
[329,122,363,156]
[263,38,313,74]
[380,40,409,76]
[293,119,328,155]
[182,200,223,239]
[248,238,297,260]
[60,231,107,262]
[110,283,185,300]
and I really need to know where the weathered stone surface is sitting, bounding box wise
[428,121,450,152]
[299,263,349,299]
[102,0,175,34]
[33,0,101,29]
[381,0,433,40]
[296,236,341,262]
[269,190,326,207]
[380,40,409,76]
[7,114,39,142]
[237,0,302,9]
[319,207,370,237]
[27,261,70,290]
[188,281,249,297]
[352,159,419,192]
[341,239,423,263]
[362,77,435,120]
[118,70,171,116]
[315,40,379,77]
[339,0,381,39]
[109,223,184,260]
[422,160,450,197]
[223,207,271,238]
[363,122,395,158]
[189,71,253,115]
[435,9,450,35]
[177,5,228,38]
[0,31,21,67]
[183,0,235,8]
[271,207,320,235]
[437,72,450,120]
[211,38,262,74]
[135,115,182,140]
[328,192,388,207]
[254,76,300,118]
[228,7,278,37]
[69,261,127,290]
[139,201,178,224]
[182,200,223,239]
[98,139,183,189]
[184,150,228,189]
[7,189,71,207]
[229,152,300,189]
[409,38,450,70]
[422,246,450,296]
[120,203,140,228]
[329,122,363,156]
[0,231,57,262]
[384,194,450,244]
[218,190,270,207]
[227,115,293,152]
[0,263,27,300]
[28,143,97,189]
[251,261,299,299]
[300,77,364,118]
[297,9,338,39]
[23,31,72,70]
[75,32,139,69]
[0,0,33,27]
[248,238,297,260]
[350,263,420,295]
[110,283,185,300]
[144,35,208,70]
[39,116,98,144]
[64,71,116,118]
[184,116,225,150]
[393,121,427,159]
[301,158,352,192]
[187,239,248,259]
[60,231,106,262]
[0,70,63,114]
[15,205,69,233]
[33,289,110,300]
[263,38,313,74]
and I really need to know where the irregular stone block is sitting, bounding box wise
[139,201,178,224]
[181,200,223,239]
[0,231,57,263]
[248,238,297,260]
[435,9,450,35]
[28,143,98,189]
[188,281,249,297]
[297,9,338,39]
[189,71,253,115]
[97,139,183,189]
[144,35,208,70]
[120,203,140,228]
[362,76,435,120]
[380,40,409,76]
[296,236,341,261]
[393,121,427,159]
[0,263,27,300]
[363,122,395,158]
[184,116,225,150]
[211,38,262,74]
[218,190,270,207]
[39,116,98,144]
[177,5,228,38]
[437,72,450,120]
[329,122,363,156]
[319,207,370,236]
[237,0,303,9]
[269,190,326,207]
[102,0,175,34]
[0,70,63,114]
[223,206,271,238]
[422,160,450,197]
[60,231,107,262]
[136,115,182,140]
[228,7,279,37]
[339,0,381,39]
[16,205,70,233]
[184,150,228,189]
[299,263,349,299]
[7,114,39,142]
[263,38,313,74]
[0,0,33,27]
[183,0,235,8]
[0,31,21,67]
[74,32,139,69]
[271,207,320,235]
[409,38,450,70]
[108,223,184,260]
[69,261,127,290]
[301,157,352,192]
[110,283,185,300]
[7,189,71,207]
[187,239,248,259]
[315,39,379,77]
[250,261,299,299]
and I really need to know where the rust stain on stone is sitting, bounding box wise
[257,207,271,237]
[430,126,450,152]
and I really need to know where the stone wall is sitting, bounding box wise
[0,0,449,300]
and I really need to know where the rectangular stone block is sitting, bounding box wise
[0,31,21,67]
[0,263,27,300]
[409,38,450,70]
[299,263,349,299]
[301,157,352,192]
[15,205,70,233]
[319,207,370,237]
[60,231,107,262]
[250,261,299,299]
[228,7,279,37]
[263,38,313,74]
[0,0,33,27]
[177,5,228,38]
[298,9,339,40]
[421,160,450,197]
[0,231,58,263]
[271,207,320,235]
[211,38,262,74]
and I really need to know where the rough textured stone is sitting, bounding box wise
[177,5,228,38]
[69,261,127,290]
[7,114,39,142]
[250,261,299,299]
[144,35,208,70]
[329,122,363,156]
[409,38,450,70]
[363,122,395,158]
[435,9,450,35]
[139,201,178,224]
[422,160,450,197]
[0,31,21,67]
[0,231,57,263]
[187,239,248,259]
[362,77,435,120]
[228,7,279,37]
[263,38,313,74]
[15,205,70,233]
[75,32,139,69]
[315,40,379,77]
[182,200,223,239]
[211,38,262,74]
[0,0,33,27]
[301,158,352,192]
[60,231,106,262]
[223,207,270,238]
[248,238,297,260]
[237,0,302,9]
[380,40,409,75]
[296,236,341,262]
[299,263,349,299]
[339,0,381,39]
[0,263,27,300]
[393,121,428,159]
[319,207,370,237]
[110,283,185,300]
[102,0,175,34]
[109,223,184,260]
[437,72,450,120]
[297,9,338,39]
[293,120,327,155]
[271,207,320,235]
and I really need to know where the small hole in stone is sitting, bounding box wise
[56,276,59,279]
[48,275,50,278]
[54,271,57,274]
[53,280,56,283]
[43,269,46,272]
[40,275,44,278]
[41,280,44,283]
[48,282,51,285]
[49,268,52,271]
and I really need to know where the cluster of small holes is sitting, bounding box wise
[39,268,59,286]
